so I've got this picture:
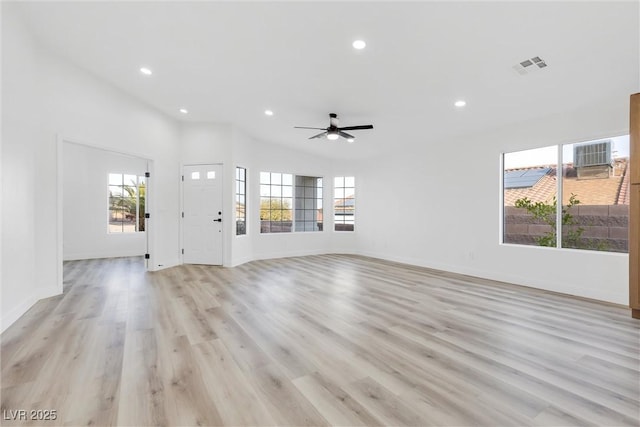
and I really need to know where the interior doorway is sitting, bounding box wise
[59,139,151,270]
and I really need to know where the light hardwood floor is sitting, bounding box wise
[1,254,639,426]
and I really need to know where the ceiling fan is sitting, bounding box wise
[294,113,373,142]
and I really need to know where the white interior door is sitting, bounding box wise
[183,164,223,265]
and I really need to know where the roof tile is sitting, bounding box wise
[504,159,628,206]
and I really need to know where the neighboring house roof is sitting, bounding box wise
[335,195,355,208]
[504,167,558,206]
[618,163,631,205]
[504,158,629,206]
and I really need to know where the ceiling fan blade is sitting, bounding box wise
[338,131,355,139]
[294,126,327,130]
[309,132,328,139]
[338,125,374,131]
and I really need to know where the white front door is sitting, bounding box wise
[183,164,223,265]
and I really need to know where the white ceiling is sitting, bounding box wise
[13,1,640,159]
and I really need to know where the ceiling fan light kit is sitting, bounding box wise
[295,113,373,142]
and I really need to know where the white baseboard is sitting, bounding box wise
[5,250,623,336]
[356,250,627,306]
[63,251,145,261]
[1,293,38,333]
[228,247,627,304]
[252,248,329,262]
[229,255,253,267]
[1,285,61,334]
[149,258,181,272]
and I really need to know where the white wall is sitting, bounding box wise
[1,2,633,335]
[351,95,631,304]
[38,51,182,271]
[180,124,345,267]
[63,143,148,260]
[1,7,44,330]
[1,5,182,332]
[1,4,349,333]
[0,2,3,335]
[179,122,234,266]
[230,128,255,266]
[230,129,337,265]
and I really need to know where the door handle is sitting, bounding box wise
[213,218,222,222]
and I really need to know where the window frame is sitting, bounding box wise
[235,166,247,236]
[259,171,325,234]
[501,134,630,254]
[334,176,355,232]
[260,172,294,234]
[294,175,323,232]
[108,173,146,234]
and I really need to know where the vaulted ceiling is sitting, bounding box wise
[13,1,640,159]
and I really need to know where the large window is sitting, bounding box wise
[503,135,629,253]
[236,167,246,235]
[108,173,145,233]
[260,172,293,233]
[334,176,355,231]
[260,172,323,233]
[295,176,323,232]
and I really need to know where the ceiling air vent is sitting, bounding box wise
[513,56,548,75]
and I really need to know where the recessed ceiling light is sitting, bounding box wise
[264,110,274,116]
[179,108,188,114]
[454,100,467,107]
[139,67,152,76]
[352,40,366,50]
[347,138,355,143]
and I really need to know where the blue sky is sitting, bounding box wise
[504,135,630,169]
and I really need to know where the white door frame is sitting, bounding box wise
[56,135,155,295]
[180,162,224,265]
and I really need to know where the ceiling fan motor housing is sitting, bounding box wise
[294,113,373,140]
[329,113,339,128]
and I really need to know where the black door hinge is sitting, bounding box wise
[144,254,150,259]
[181,212,184,218]
[145,172,150,178]
[181,249,184,255]
[145,213,150,219]
[181,175,184,181]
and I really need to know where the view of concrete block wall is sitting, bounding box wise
[504,205,629,252]
[260,221,292,233]
[260,221,324,233]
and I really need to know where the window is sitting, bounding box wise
[260,172,293,233]
[503,135,629,253]
[236,167,246,235]
[295,176,323,232]
[561,139,629,252]
[108,173,146,233]
[503,146,557,247]
[334,176,355,231]
[260,172,323,233]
